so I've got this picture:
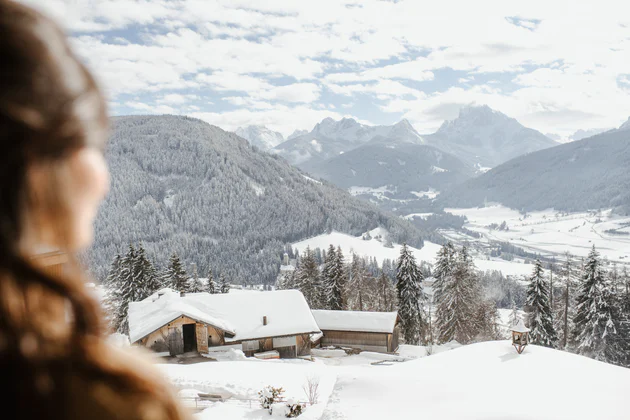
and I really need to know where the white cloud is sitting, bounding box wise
[19,0,630,136]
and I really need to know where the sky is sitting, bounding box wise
[22,0,630,138]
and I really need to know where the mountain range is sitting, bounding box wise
[423,105,558,168]
[437,125,630,212]
[90,115,424,283]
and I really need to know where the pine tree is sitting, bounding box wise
[103,254,123,329]
[206,269,217,294]
[163,253,189,292]
[348,254,369,311]
[219,274,230,293]
[436,246,478,344]
[327,246,346,310]
[377,270,396,312]
[573,245,620,362]
[321,245,337,309]
[525,259,557,347]
[556,253,576,349]
[294,247,323,308]
[189,263,204,293]
[433,242,456,305]
[475,300,501,341]
[135,244,161,295]
[396,244,425,345]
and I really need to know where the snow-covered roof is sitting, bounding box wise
[512,319,530,333]
[128,289,320,343]
[311,310,399,333]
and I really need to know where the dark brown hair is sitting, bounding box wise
[0,1,187,418]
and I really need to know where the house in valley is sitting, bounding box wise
[311,310,401,353]
[128,289,320,358]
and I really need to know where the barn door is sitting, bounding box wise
[168,327,184,356]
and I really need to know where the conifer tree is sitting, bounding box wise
[294,247,323,308]
[219,274,230,293]
[433,242,456,305]
[163,253,189,292]
[135,244,161,295]
[556,253,576,349]
[525,259,557,348]
[189,263,204,293]
[436,246,478,344]
[206,269,217,294]
[348,253,369,311]
[103,254,123,329]
[321,245,337,309]
[377,270,396,312]
[327,246,346,310]
[573,245,620,362]
[396,244,425,345]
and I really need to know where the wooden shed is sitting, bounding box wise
[311,310,401,353]
[129,289,320,358]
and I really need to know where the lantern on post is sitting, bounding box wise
[511,319,530,354]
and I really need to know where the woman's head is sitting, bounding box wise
[0,0,109,255]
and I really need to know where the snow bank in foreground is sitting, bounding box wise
[322,341,630,420]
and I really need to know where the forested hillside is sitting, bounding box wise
[438,128,630,212]
[87,115,424,284]
[306,142,474,210]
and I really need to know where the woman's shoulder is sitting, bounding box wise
[65,343,191,420]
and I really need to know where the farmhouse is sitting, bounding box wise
[311,310,401,353]
[129,289,320,358]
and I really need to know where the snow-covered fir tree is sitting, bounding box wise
[376,270,396,312]
[396,244,425,345]
[433,242,456,305]
[206,269,217,294]
[435,246,479,344]
[348,253,369,311]
[572,246,622,364]
[556,252,576,349]
[525,259,558,348]
[189,263,204,293]
[474,300,502,341]
[108,244,161,335]
[294,247,324,308]
[219,274,230,293]
[321,245,336,309]
[163,253,189,292]
[330,246,347,310]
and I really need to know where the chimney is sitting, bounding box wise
[263,316,268,326]
[180,292,185,297]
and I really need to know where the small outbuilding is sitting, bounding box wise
[511,319,530,354]
[129,289,320,358]
[311,310,401,353]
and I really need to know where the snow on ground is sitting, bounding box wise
[445,205,630,264]
[161,357,337,420]
[320,341,630,420]
[402,212,433,220]
[293,228,531,276]
[410,188,439,199]
[292,229,441,267]
[157,341,629,420]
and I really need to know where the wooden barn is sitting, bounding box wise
[311,310,401,353]
[128,289,320,358]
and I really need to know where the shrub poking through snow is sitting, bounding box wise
[302,375,320,405]
[259,386,285,412]
[285,399,305,418]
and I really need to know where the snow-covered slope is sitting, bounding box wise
[234,125,285,151]
[322,341,630,420]
[292,228,534,276]
[425,104,557,168]
[272,118,423,167]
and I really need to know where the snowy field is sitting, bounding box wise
[158,341,630,420]
[293,227,536,277]
[445,206,630,264]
